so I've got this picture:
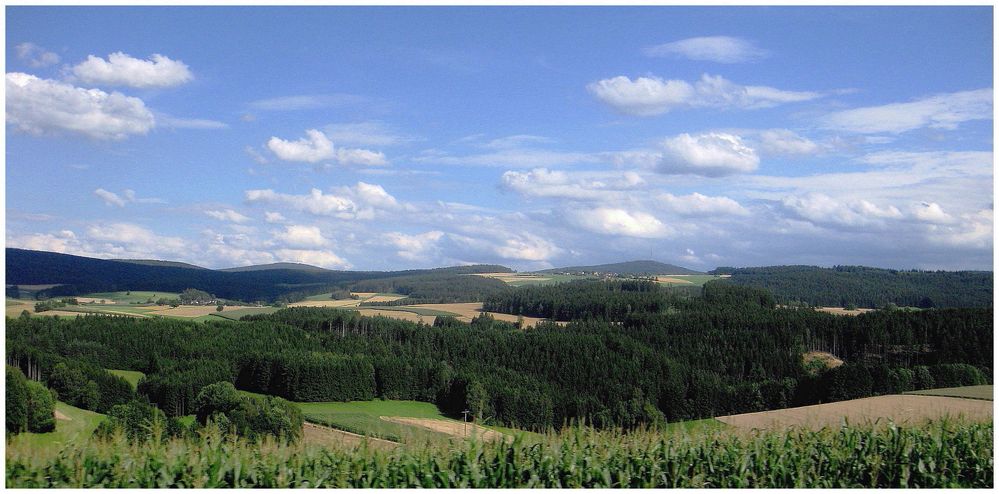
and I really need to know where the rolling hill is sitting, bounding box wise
[219,262,332,273]
[538,260,702,276]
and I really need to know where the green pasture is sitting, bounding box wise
[81,291,181,304]
[5,401,105,450]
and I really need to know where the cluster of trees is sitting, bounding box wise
[714,265,993,308]
[5,280,992,432]
[33,298,79,312]
[482,280,701,320]
[194,382,302,442]
[353,272,510,305]
[6,366,55,434]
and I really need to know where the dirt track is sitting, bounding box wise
[716,394,993,431]
[380,416,506,442]
[302,422,398,451]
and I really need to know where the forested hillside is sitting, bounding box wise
[538,260,702,275]
[713,265,993,308]
[7,281,990,431]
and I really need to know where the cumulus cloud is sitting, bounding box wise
[384,231,444,261]
[205,209,251,223]
[15,42,60,67]
[780,193,903,229]
[6,230,79,254]
[266,129,335,163]
[501,168,645,201]
[658,132,759,176]
[274,225,327,248]
[72,52,193,88]
[336,147,387,166]
[245,182,403,220]
[912,202,954,224]
[822,88,992,134]
[588,73,821,116]
[658,192,749,216]
[6,72,155,139]
[567,207,672,238]
[644,36,769,63]
[757,129,819,155]
[264,211,287,223]
[273,248,351,269]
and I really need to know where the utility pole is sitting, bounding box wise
[462,409,471,436]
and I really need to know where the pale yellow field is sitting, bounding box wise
[410,302,557,327]
[146,305,258,318]
[816,307,875,316]
[289,299,364,308]
[474,272,552,283]
[716,394,993,431]
[655,276,693,284]
[355,309,436,324]
[380,416,506,441]
[302,422,398,451]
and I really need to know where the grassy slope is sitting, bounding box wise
[904,385,993,401]
[6,401,105,450]
[82,291,181,303]
[108,369,146,389]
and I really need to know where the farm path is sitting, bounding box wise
[380,416,506,442]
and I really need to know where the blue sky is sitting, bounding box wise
[5,6,994,271]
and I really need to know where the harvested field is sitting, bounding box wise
[475,272,552,283]
[906,385,993,401]
[289,299,362,308]
[355,308,435,324]
[353,292,408,303]
[655,276,693,284]
[716,394,993,432]
[410,302,557,327]
[380,416,506,442]
[302,422,398,451]
[146,305,259,318]
[803,351,844,369]
[816,307,875,316]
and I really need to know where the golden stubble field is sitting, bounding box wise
[716,394,993,431]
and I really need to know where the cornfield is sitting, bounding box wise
[6,420,992,488]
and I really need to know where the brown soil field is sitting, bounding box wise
[289,299,363,308]
[410,302,558,327]
[655,276,693,284]
[355,308,436,324]
[380,416,506,442]
[803,351,844,369]
[302,422,398,451]
[147,305,258,317]
[716,394,993,431]
[816,307,875,316]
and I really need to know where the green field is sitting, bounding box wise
[905,385,993,401]
[5,401,106,450]
[108,369,146,389]
[81,291,181,303]
[353,306,460,317]
[655,274,721,286]
[205,307,281,321]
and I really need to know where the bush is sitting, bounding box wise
[6,366,30,433]
[95,400,181,441]
[25,381,56,433]
[194,382,302,442]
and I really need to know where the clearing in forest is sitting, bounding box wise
[815,307,876,316]
[716,394,992,431]
[410,302,555,327]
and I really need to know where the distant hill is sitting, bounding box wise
[713,265,993,309]
[5,248,512,303]
[112,259,209,270]
[220,262,331,273]
[538,260,702,276]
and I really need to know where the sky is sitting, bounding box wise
[4,6,994,272]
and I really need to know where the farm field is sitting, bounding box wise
[474,272,597,287]
[654,274,720,286]
[815,306,876,316]
[292,292,406,308]
[80,291,181,304]
[715,393,993,431]
[6,401,105,451]
[108,369,146,389]
[202,306,280,321]
[905,385,993,401]
[410,302,556,326]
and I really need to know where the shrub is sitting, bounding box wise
[6,366,30,433]
[25,381,56,433]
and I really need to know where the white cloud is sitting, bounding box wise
[6,230,78,254]
[15,42,60,67]
[644,36,769,63]
[72,52,193,88]
[757,129,819,155]
[780,193,903,229]
[822,88,992,134]
[567,207,672,238]
[912,202,954,224]
[384,231,444,261]
[205,209,251,223]
[927,209,993,249]
[501,168,645,201]
[6,72,154,140]
[94,188,127,207]
[588,74,821,116]
[264,211,287,223]
[273,248,351,269]
[336,147,387,166]
[349,182,399,210]
[274,225,327,248]
[658,132,759,176]
[324,121,418,146]
[266,129,335,163]
[482,134,555,149]
[658,192,749,216]
[85,222,188,258]
[246,188,356,217]
[249,94,368,111]
[158,116,228,129]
